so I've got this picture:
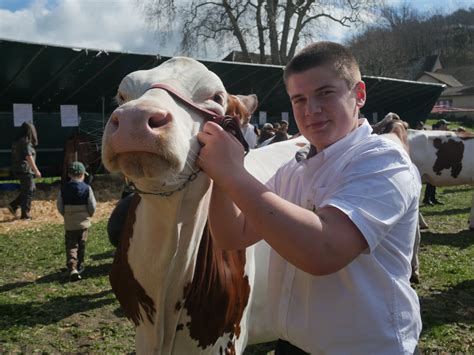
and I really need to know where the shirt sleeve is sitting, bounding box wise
[321,146,420,252]
[87,186,97,216]
[26,142,35,157]
[56,192,65,215]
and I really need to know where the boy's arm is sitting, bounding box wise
[56,192,65,216]
[209,169,367,275]
[199,122,367,276]
[87,187,97,216]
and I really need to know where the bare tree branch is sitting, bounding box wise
[142,0,383,64]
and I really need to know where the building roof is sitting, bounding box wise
[441,85,474,96]
[420,72,463,87]
[221,50,274,64]
[436,66,474,86]
[405,55,441,80]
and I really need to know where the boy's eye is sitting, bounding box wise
[317,90,333,96]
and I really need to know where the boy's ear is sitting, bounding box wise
[355,81,366,108]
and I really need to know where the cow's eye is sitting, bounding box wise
[212,93,225,106]
[116,92,127,105]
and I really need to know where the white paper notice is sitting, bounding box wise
[13,104,33,127]
[259,111,267,125]
[281,112,289,120]
[60,105,79,127]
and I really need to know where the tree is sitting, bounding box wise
[349,4,474,78]
[141,0,382,65]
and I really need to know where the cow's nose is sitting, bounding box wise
[107,103,173,154]
[109,106,171,131]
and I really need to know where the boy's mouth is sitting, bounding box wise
[307,120,329,131]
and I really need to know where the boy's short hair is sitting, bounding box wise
[284,41,361,88]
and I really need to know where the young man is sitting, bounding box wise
[197,42,421,353]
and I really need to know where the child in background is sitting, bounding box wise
[57,161,96,281]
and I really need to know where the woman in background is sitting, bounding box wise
[8,122,41,219]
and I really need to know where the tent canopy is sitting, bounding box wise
[1,38,444,124]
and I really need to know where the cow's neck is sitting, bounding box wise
[111,174,212,352]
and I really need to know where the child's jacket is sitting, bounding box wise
[57,180,96,231]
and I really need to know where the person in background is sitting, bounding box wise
[240,115,258,149]
[256,123,275,147]
[259,120,290,147]
[415,121,425,130]
[57,162,96,281]
[436,119,449,131]
[197,41,421,353]
[272,120,290,143]
[8,121,41,220]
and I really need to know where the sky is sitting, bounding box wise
[0,0,473,60]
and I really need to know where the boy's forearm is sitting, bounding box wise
[208,183,259,250]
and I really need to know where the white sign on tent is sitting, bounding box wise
[60,105,79,127]
[259,111,267,125]
[13,103,33,127]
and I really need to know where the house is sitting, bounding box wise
[412,56,474,118]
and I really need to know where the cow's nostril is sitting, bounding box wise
[148,113,170,129]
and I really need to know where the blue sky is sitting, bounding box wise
[0,0,472,60]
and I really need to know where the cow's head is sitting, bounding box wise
[102,57,257,193]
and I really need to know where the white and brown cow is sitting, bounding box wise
[102,57,307,354]
[408,129,474,229]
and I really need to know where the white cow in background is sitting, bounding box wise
[102,57,307,354]
[408,129,474,229]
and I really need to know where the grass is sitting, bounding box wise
[415,185,474,353]
[1,185,473,353]
[0,222,135,353]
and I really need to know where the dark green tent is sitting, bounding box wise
[0,38,444,178]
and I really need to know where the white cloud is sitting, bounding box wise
[0,0,181,56]
[1,0,471,60]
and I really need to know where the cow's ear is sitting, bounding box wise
[236,94,258,115]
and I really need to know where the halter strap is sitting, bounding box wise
[148,83,226,125]
[147,82,249,153]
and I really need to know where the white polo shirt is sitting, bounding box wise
[266,119,422,354]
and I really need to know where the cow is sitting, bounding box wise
[408,129,474,229]
[101,57,308,354]
[62,131,101,185]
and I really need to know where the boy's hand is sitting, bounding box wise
[197,121,246,185]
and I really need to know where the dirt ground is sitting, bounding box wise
[0,175,124,234]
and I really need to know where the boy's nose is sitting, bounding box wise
[306,97,322,115]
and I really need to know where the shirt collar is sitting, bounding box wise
[308,118,373,163]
